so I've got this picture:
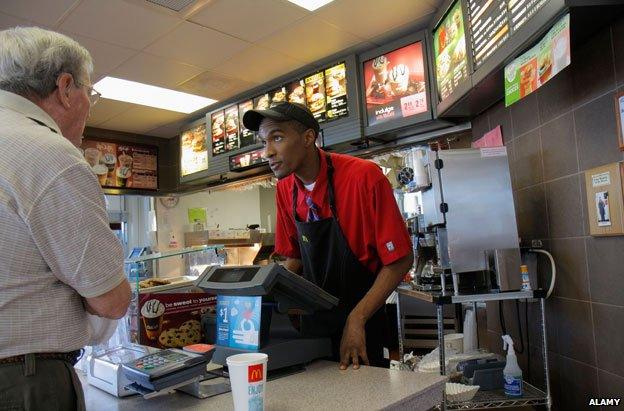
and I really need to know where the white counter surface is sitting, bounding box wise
[81,360,446,410]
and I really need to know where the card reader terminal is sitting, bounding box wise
[122,349,210,392]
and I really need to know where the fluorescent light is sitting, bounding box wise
[93,76,217,114]
[287,0,335,11]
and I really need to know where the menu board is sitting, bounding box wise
[253,93,271,111]
[229,148,268,172]
[468,0,551,69]
[269,86,287,107]
[433,1,469,102]
[286,79,306,105]
[180,123,208,177]
[509,0,549,32]
[238,100,256,148]
[304,72,327,123]
[504,13,569,106]
[363,42,428,127]
[211,110,225,156]
[325,62,348,120]
[82,139,157,190]
[224,106,240,152]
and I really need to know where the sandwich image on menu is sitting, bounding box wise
[305,72,326,123]
[325,62,348,120]
[363,42,427,126]
[253,94,271,111]
[180,123,208,176]
[287,79,306,105]
[269,87,286,107]
[211,110,225,156]
[224,105,240,152]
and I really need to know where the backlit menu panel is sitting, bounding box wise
[509,0,549,32]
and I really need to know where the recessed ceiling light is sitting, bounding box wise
[93,76,217,114]
[287,0,335,11]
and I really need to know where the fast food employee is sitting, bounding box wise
[243,102,413,370]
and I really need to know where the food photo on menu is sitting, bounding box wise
[253,93,271,111]
[269,86,287,107]
[287,79,306,105]
[305,71,327,122]
[224,106,240,152]
[211,110,226,156]
[180,123,208,176]
[238,100,256,147]
[324,62,348,120]
[434,0,468,100]
[363,42,428,126]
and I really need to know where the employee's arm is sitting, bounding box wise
[339,250,413,370]
[283,257,303,274]
[85,278,131,319]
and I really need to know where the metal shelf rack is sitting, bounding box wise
[396,286,551,410]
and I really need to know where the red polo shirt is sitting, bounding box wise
[274,150,412,274]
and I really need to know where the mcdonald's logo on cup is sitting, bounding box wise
[248,363,263,383]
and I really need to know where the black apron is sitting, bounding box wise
[294,153,388,367]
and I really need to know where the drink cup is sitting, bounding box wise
[226,353,268,411]
[84,148,100,167]
[92,164,108,186]
[119,153,133,168]
[103,153,117,171]
[141,299,165,340]
[116,166,132,188]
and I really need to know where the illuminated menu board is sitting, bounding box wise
[180,123,207,177]
[229,148,268,172]
[211,110,225,156]
[224,105,240,152]
[305,71,327,123]
[238,100,256,148]
[325,62,349,120]
[468,0,551,69]
[433,0,469,102]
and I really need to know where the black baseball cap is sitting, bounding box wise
[242,101,320,134]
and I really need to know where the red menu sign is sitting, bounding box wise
[363,42,428,126]
[82,139,158,190]
[211,110,225,156]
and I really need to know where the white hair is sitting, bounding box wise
[0,27,93,98]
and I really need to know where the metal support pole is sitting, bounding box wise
[540,297,552,410]
[396,293,404,361]
[437,304,446,376]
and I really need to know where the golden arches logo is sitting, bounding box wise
[248,364,263,383]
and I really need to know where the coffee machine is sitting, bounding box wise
[409,147,521,294]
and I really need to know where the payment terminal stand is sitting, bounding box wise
[195,263,339,372]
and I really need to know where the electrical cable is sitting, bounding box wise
[528,248,556,298]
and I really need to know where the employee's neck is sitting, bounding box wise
[295,148,321,185]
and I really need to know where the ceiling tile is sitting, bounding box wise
[0,0,78,27]
[111,53,204,89]
[86,98,136,127]
[0,11,31,29]
[177,70,257,101]
[145,21,250,69]
[61,32,136,73]
[315,0,437,41]
[189,0,307,42]
[257,16,362,63]
[212,46,304,85]
[145,120,187,138]
[60,0,181,50]
[98,105,187,135]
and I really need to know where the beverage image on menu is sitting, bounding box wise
[304,71,327,123]
[286,79,306,105]
[238,100,256,148]
[180,123,208,176]
[324,62,348,120]
[211,110,226,156]
[141,298,165,341]
[269,86,286,107]
[224,105,240,152]
[363,42,427,126]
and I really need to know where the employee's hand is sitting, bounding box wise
[339,317,368,370]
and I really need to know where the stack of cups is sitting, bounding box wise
[226,353,268,411]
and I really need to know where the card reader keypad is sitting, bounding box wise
[131,352,189,371]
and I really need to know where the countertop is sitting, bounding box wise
[80,360,446,410]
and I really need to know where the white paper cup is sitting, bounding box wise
[226,353,268,411]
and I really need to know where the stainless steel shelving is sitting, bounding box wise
[396,286,551,410]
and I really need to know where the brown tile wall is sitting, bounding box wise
[473,17,624,409]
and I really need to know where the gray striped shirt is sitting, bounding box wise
[0,90,125,358]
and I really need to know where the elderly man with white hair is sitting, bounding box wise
[0,27,131,410]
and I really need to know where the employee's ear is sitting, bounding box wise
[304,129,317,147]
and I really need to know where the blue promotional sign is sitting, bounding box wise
[216,295,262,350]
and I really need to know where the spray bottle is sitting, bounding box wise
[502,335,523,397]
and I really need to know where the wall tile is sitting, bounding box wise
[579,174,590,236]
[613,18,624,87]
[512,129,543,189]
[593,303,624,378]
[558,356,599,411]
[545,174,584,239]
[471,112,490,142]
[598,369,624,400]
[515,184,549,241]
[540,112,578,181]
[488,101,513,143]
[572,26,616,107]
[486,301,502,334]
[575,94,620,172]
[538,68,574,124]
[586,237,624,306]
[506,139,517,191]
[510,92,539,138]
[554,298,596,366]
[551,238,590,301]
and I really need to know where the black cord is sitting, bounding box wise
[499,300,507,335]
[515,300,524,354]
[526,298,531,382]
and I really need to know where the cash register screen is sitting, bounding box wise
[210,267,258,283]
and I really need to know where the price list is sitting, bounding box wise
[509,0,549,32]
[468,0,510,68]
